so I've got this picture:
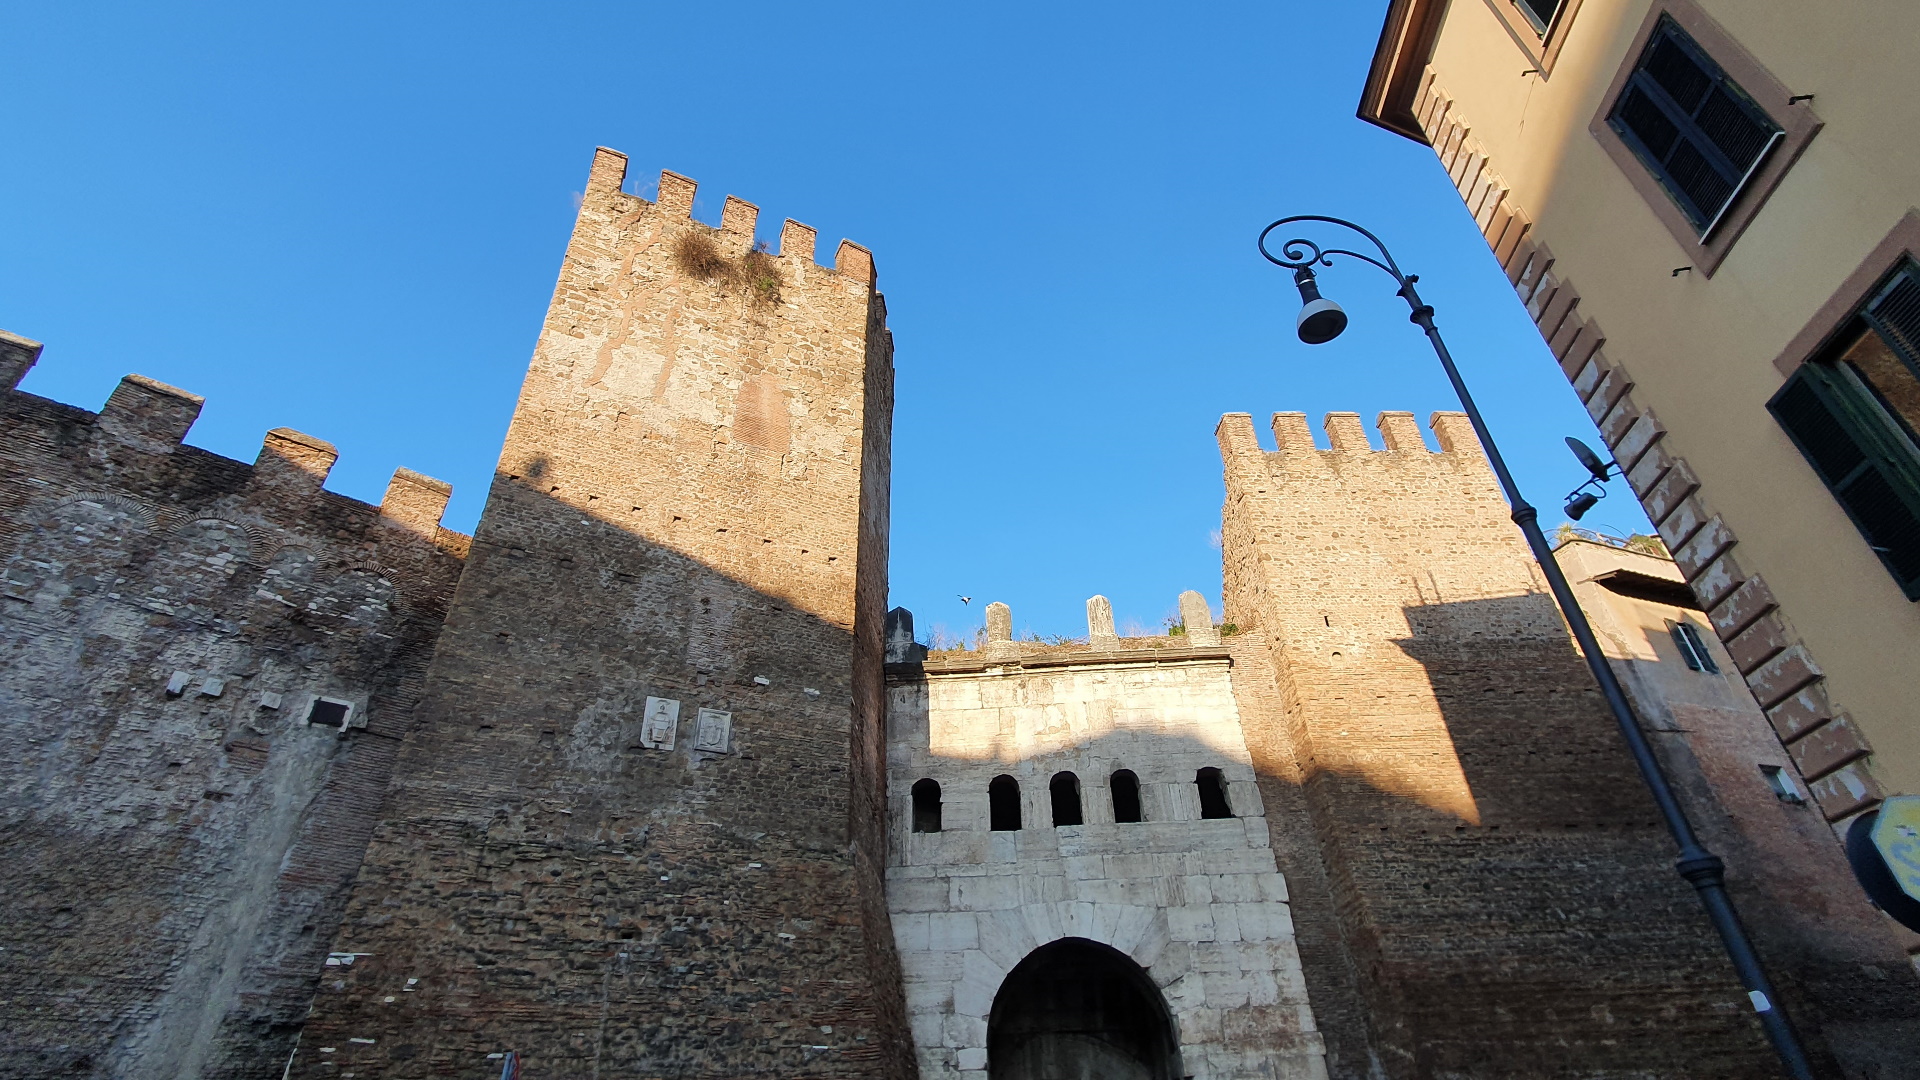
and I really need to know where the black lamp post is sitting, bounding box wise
[1258,215,1814,1079]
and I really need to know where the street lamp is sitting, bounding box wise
[1258,215,1814,1079]
[1561,437,1617,521]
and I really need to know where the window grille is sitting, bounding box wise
[1607,16,1782,237]
[1668,620,1718,673]
[1770,262,1920,600]
[306,697,352,728]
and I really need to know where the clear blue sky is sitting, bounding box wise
[0,2,1649,642]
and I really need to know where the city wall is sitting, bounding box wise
[0,332,466,1079]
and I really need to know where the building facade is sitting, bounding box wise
[1359,0,1920,829]
[3,146,1919,1078]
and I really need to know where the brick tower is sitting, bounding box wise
[1217,410,1778,1078]
[293,149,906,1077]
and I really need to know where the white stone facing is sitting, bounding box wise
[886,645,1327,1080]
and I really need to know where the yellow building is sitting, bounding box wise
[1361,0,1920,826]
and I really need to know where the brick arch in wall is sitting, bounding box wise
[2,492,161,609]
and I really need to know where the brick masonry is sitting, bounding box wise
[0,335,467,1079]
[288,148,909,1078]
[1408,71,1883,823]
[1217,409,1785,1078]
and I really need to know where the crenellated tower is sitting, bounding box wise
[1217,409,1779,1079]
[293,148,906,1078]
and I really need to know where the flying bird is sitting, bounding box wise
[958,596,972,605]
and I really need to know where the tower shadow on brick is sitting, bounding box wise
[290,149,913,1078]
[1213,407,1910,1079]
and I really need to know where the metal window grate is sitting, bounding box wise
[1608,17,1781,236]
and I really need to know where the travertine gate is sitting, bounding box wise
[884,598,1327,1080]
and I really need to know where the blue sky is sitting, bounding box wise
[0,2,1648,642]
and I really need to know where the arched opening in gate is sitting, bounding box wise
[987,937,1180,1080]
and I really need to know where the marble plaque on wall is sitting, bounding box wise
[640,696,680,751]
[693,708,732,753]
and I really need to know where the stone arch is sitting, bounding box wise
[2,493,157,608]
[988,937,1182,1080]
[166,512,268,565]
[145,518,256,621]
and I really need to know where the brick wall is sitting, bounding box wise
[0,338,466,1080]
[291,148,910,1078]
[1217,409,1781,1078]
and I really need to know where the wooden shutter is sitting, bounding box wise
[1770,363,1920,598]
[1608,18,1782,234]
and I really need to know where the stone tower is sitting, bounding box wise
[293,148,906,1077]
[1216,410,1777,1078]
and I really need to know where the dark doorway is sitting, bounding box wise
[912,778,942,833]
[1196,767,1234,819]
[1110,769,1142,823]
[1050,772,1083,827]
[988,937,1180,1080]
[990,774,1022,831]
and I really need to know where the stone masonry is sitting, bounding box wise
[885,597,1326,1080]
[0,331,467,1079]
[289,148,908,1078]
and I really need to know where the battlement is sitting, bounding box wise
[1217,409,1484,463]
[583,146,875,284]
[3,349,458,538]
[888,590,1228,677]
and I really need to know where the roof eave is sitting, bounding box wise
[1357,0,1447,145]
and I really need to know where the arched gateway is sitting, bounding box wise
[987,938,1181,1080]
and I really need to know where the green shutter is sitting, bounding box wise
[1770,363,1920,599]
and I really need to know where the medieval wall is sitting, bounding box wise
[884,598,1326,1080]
[0,331,467,1080]
[291,148,909,1078]
[1555,538,1920,1073]
[1216,408,1785,1078]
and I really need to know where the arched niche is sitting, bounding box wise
[988,937,1181,1080]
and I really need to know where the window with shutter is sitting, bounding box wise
[1771,263,1920,599]
[1607,17,1783,238]
[1516,0,1564,34]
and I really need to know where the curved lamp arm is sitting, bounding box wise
[1257,215,1409,286]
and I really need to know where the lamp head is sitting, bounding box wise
[1565,490,1601,521]
[1293,267,1348,345]
[1565,436,1613,484]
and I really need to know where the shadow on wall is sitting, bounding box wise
[888,717,1323,1080]
[286,474,909,1080]
[0,388,464,1080]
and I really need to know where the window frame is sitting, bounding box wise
[1768,312,1920,600]
[1667,619,1719,673]
[1588,0,1820,277]
[1478,0,1587,77]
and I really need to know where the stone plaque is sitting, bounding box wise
[692,708,732,753]
[639,696,680,751]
